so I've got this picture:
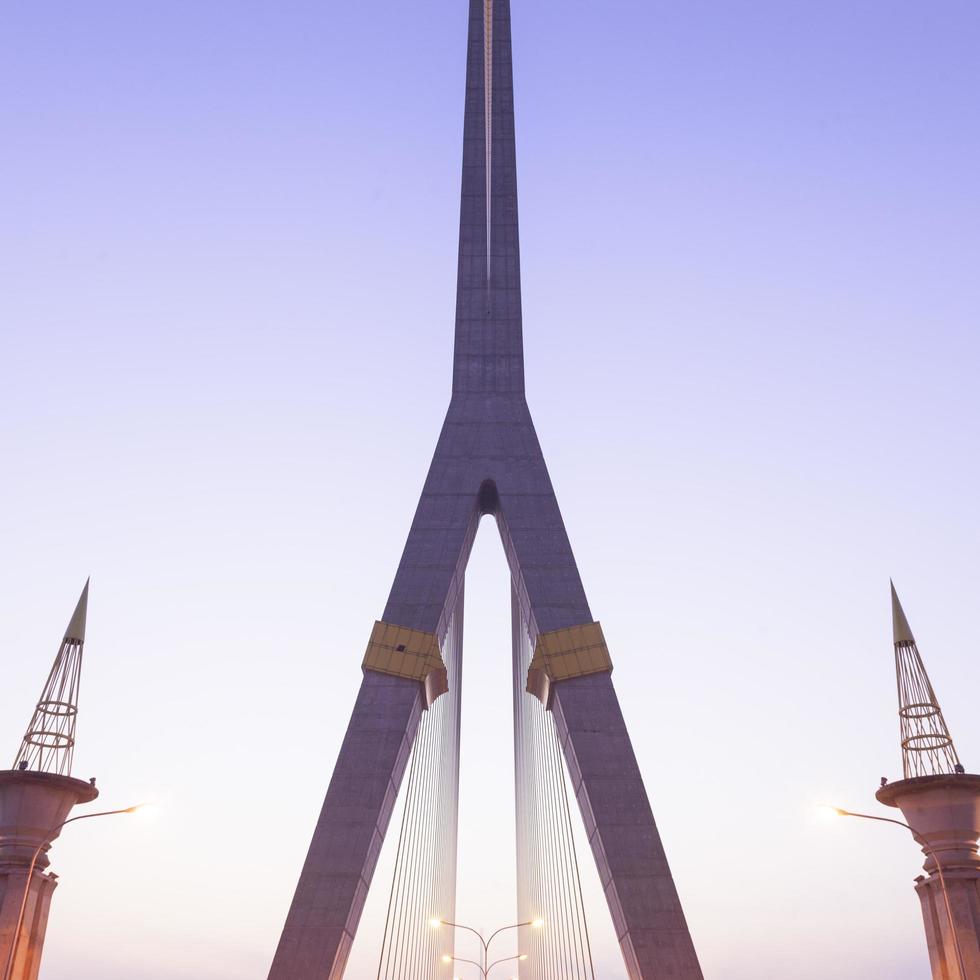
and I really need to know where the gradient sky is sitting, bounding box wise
[2,1,979,978]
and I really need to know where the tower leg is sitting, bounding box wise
[552,676,703,979]
[268,672,424,979]
[497,489,703,980]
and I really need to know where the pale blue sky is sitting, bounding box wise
[2,2,979,978]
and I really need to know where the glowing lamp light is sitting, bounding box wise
[442,954,452,963]
[126,802,158,817]
[429,917,442,929]
[817,804,847,818]
[531,918,544,929]
[519,954,528,961]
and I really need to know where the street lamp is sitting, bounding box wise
[449,975,518,980]
[2,803,149,980]
[432,917,540,976]
[820,804,968,979]
[441,951,528,978]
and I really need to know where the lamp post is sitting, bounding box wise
[822,805,968,980]
[432,917,541,977]
[1,804,146,980]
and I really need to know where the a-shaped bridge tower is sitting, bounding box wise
[269,3,703,978]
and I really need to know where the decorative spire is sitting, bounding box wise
[13,580,89,776]
[890,581,961,779]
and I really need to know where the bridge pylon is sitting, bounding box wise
[268,4,703,978]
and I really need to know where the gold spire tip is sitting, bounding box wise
[65,578,90,643]
[890,579,915,647]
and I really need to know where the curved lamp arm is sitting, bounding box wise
[439,919,488,949]
[487,953,528,975]
[443,953,486,977]
[486,920,533,951]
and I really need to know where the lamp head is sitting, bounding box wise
[429,917,442,929]
[531,918,544,929]
[817,804,848,818]
[125,803,157,816]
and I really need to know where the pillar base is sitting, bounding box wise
[0,771,99,980]
[876,773,980,980]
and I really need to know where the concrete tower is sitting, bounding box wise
[269,2,703,978]
[0,583,99,980]
[876,584,980,980]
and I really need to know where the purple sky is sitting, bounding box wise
[2,1,979,978]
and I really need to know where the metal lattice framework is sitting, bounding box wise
[13,580,89,777]
[891,582,961,779]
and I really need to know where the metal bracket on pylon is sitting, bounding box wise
[362,620,449,708]
[526,621,613,708]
